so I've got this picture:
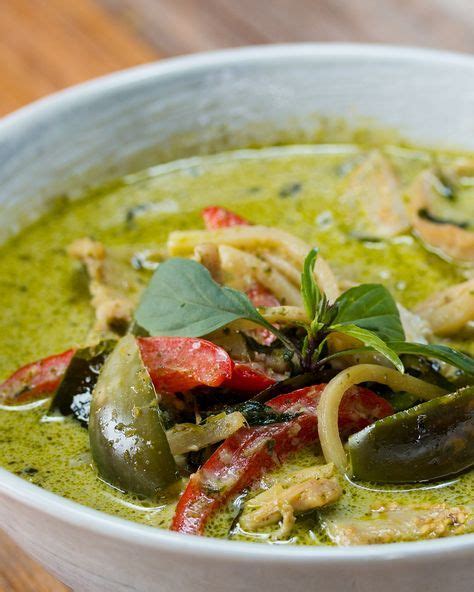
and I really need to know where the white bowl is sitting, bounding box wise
[0,44,473,592]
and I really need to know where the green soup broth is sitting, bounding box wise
[0,144,473,544]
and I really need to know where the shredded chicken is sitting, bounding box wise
[407,169,474,262]
[414,279,474,336]
[323,502,472,545]
[68,238,135,339]
[340,151,410,239]
[239,464,342,539]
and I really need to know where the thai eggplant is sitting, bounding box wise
[48,341,115,425]
[348,386,474,482]
[89,335,179,497]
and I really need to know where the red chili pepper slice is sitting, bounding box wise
[0,349,76,404]
[223,362,276,393]
[137,336,233,393]
[202,206,249,229]
[1,337,235,403]
[171,385,393,535]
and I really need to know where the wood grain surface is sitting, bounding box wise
[0,1,472,590]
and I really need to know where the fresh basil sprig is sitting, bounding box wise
[134,258,298,355]
[299,250,404,372]
[134,252,473,378]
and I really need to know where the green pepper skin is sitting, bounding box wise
[48,340,116,425]
[348,386,474,483]
[89,335,179,497]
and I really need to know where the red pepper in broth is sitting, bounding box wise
[137,336,233,393]
[0,349,76,404]
[0,337,235,403]
[171,385,393,535]
[223,362,276,393]
[202,206,250,230]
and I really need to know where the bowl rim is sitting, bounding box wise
[1,42,474,562]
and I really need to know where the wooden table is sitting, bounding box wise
[0,1,472,590]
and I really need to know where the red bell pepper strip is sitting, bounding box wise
[0,349,76,404]
[171,385,393,535]
[137,337,233,393]
[223,362,276,393]
[202,206,249,230]
[0,337,235,403]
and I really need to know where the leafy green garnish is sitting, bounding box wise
[135,251,472,379]
[389,342,474,377]
[332,284,405,342]
[134,258,297,353]
[301,248,327,323]
[299,251,403,371]
[331,324,404,372]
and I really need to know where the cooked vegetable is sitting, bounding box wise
[348,386,474,483]
[89,335,179,497]
[167,411,246,455]
[223,362,276,393]
[0,349,75,405]
[202,206,249,229]
[171,384,392,534]
[317,363,446,474]
[48,341,115,424]
[137,336,233,393]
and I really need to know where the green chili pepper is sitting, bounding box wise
[348,386,474,483]
[89,335,179,497]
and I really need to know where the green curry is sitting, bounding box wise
[0,144,473,545]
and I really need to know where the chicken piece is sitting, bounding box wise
[414,279,474,337]
[340,151,410,239]
[407,169,474,262]
[323,502,472,546]
[68,237,135,339]
[239,464,342,539]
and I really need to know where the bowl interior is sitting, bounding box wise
[0,45,474,592]
[1,44,474,244]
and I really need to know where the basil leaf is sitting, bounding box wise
[301,248,321,320]
[332,284,405,342]
[330,324,404,372]
[134,258,295,351]
[389,342,474,377]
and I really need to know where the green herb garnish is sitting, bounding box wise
[135,252,473,378]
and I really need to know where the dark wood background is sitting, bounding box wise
[0,0,472,590]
